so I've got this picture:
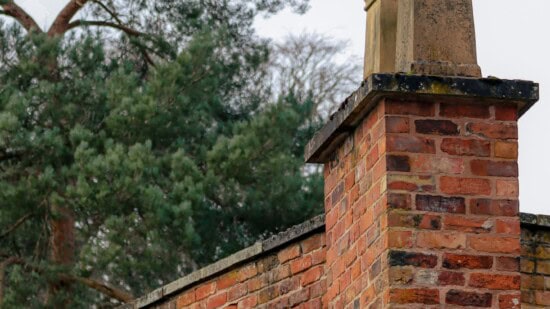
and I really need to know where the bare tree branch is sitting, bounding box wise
[0,212,34,240]
[91,0,124,25]
[48,0,91,36]
[1,1,41,33]
[66,20,144,37]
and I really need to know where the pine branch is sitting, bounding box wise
[66,20,144,37]
[91,0,124,25]
[1,1,41,33]
[0,213,34,240]
[48,0,90,36]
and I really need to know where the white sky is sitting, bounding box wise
[8,1,550,215]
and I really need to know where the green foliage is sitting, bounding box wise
[0,0,330,307]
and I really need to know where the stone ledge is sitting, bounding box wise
[520,212,550,229]
[305,73,539,164]
[123,214,325,308]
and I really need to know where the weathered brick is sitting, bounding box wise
[410,155,464,174]
[471,160,518,177]
[301,266,323,286]
[301,234,324,254]
[495,105,518,121]
[217,271,239,290]
[388,250,438,268]
[470,235,520,253]
[386,100,435,116]
[440,103,490,119]
[227,283,247,302]
[470,199,519,216]
[387,155,410,172]
[206,292,227,309]
[388,193,411,210]
[416,195,465,214]
[389,288,439,304]
[289,288,309,306]
[386,116,410,133]
[387,135,436,154]
[499,293,521,309]
[444,215,492,233]
[417,231,466,249]
[446,289,492,307]
[388,212,441,230]
[440,176,491,196]
[495,141,518,159]
[258,286,279,304]
[290,256,312,275]
[196,282,216,301]
[238,295,258,308]
[496,219,521,235]
[496,179,519,198]
[278,245,300,264]
[469,273,521,290]
[387,175,435,192]
[466,122,518,140]
[415,119,459,135]
[388,230,413,248]
[496,257,519,272]
[443,253,493,270]
[176,290,196,308]
[438,271,465,286]
[441,138,491,157]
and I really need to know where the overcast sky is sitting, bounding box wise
[9,0,550,215]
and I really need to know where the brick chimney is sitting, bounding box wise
[306,0,539,307]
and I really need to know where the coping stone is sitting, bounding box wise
[305,73,539,163]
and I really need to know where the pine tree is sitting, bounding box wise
[0,1,330,307]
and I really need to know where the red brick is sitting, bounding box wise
[278,245,301,263]
[331,182,345,207]
[466,122,518,140]
[417,232,466,249]
[496,179,519,198]
[311,249,325,266]
[441,138,491,157]
[440,176,491,196]
[495,141,518,159]
[496,219,521,235]
[443,253,493,270]
[446,289,492,307]
[217,271,239,290]
[206,292,227,309]
[176,290,195,308]
[438,271,465,286]
[471,160,518,177]
[301,234,324,254]
[386,116,410,133]
[289,288,310,306]
[416,195,465,214]
[495,105,518,121]
[386,100,435,116]
[470,199,519,216]
[387,155,410,172]
[238,264,258,281]
[469,273,521,290]
[444,215,492,233]
[440,103,490,119]
[415,119,459,135]
[387,135,436,154]
[388,212,441,230]
[238,295,258,308]
[227,283,247,302]
[196,282,216,300]
[470,235,520,253]
[388,250,438,268]
[278,277,299,295]
[388,175,435,192]
[248,275,267,292]
[499,293,521,309]
[388,230,413,248]
[387,193,411,210]
[290,255,312,275]
[410,155,464,174]
[301,266,323,287]
[496,257,519,272]
[389,288,439,304]
[258,286,279,304]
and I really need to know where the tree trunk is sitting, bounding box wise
[48,205,75,307]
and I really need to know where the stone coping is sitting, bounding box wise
[123,215,325,308]
[520,213,550,229]
[305,73,539,163]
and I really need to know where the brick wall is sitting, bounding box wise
[521,214,550,308]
